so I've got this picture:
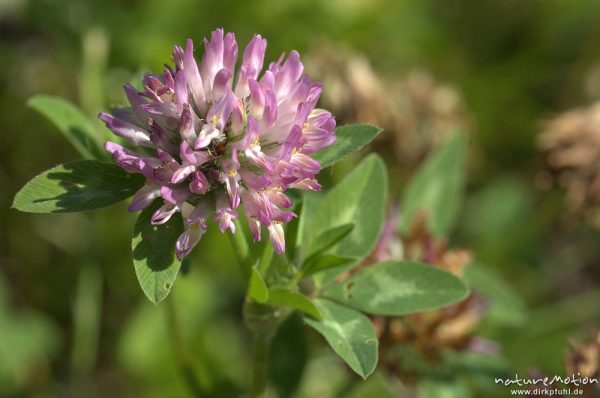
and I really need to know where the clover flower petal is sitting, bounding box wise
[100,29,336,256]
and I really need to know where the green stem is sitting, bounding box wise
[249,335,272,398]
[228,220,251,280]
[165,296,211,397]
[244,300,281,398]
[257,243,274,276]
[233,225,280,398]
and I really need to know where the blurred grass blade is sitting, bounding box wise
[464,264,528,327]
[12,160,144,213]
[28,95,106,159]
[79,28,108,118]
[70,262,102,375]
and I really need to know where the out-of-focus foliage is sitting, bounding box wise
[538,103,600,227]
[2,0,600,397]
[305,44,471,172]
[400,132,466,237]
[0,275,59,396]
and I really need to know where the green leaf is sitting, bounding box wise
[12,160,145,213]
[303,223,354,264]
[313,124,382,168]
[267,287,320,319]
[28,95,105,159]
[304,298,378,379]
[323,261,469,316]
[297,192,323,261]
[300,255,356,278]
[310,154,387,261]
[286,192,317,263]
[400,132,466,237]
[248,267,269,303]
[132,203,184,304]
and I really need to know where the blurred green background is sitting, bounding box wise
[1,0,600,397]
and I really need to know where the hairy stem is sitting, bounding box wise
[232,224,280,397]
[249,335,272,398]
[244,300,281,398]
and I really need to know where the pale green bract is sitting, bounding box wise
[248,268,269,303]
[266,288,321,319]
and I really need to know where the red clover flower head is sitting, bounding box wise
[99,29,336,259]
